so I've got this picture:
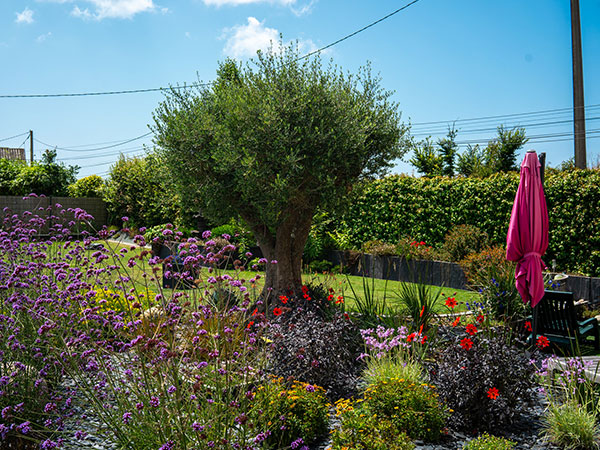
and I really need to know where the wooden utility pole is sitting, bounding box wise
[571,0,586,169]
[29,130,33,165]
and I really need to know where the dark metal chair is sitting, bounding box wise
[532,290,599,352]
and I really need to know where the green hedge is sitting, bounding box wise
[339,170,600,276]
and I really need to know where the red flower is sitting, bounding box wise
[407,333,417,343]
[460,337,473,350]
[476,314,485,324]
[420,335,428,344]
[451,317,461,327]
[301,285,309,294]
[273,307,283,316]
[524,321,532,332]
[247,321,254,329]
[418,324,424,335]
[327,294,334,302]
[487,387,499,400]
[251,308,258,316]
[536,335,550,349]
[335,296,344,304]
[329,288,334,293]
[445,297,457,309]
[465,324,478,336]
[419,241,426,246]
[419,305,425,318]
[344,313,350,321]
[279,295,288,304]
[303,294,311,301]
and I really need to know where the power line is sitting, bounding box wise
[410,103,600,129]
[0,0,422,99]
[34,131,153,152]
[59,146,147,161]
[298,0,421,61]
[0,131,29,143]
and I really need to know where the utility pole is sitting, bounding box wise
[29,130,33,165]
[571,0,586,169]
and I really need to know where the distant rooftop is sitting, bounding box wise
[0,147,26,161]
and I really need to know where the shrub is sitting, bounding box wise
[67,174,104,198]
[331,398,415,450]
[360,326,428,387]
[463,433,516,450]
[336,171,600,276]
[305,259,334,274]
[253,377,330,448]
[542,401,599,450]
[363,378,447,442]
[395,236,437,260]
[460,246,523,321]
[431,327,537,432]
[267,310,363,400]
[441,224,489,262]
[395,280,442,333]
[363,239,397,256]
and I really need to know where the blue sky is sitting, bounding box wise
[1,0,599,178]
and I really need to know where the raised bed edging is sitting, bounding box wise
[328,251,600,302]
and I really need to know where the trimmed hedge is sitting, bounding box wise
[339,170,600,276]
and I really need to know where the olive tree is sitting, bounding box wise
[152,44,409,294]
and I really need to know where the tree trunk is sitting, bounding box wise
[242,209,313,298]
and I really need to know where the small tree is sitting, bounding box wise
[409,127,457,177]
[484,126,528,172]
[152,44,408,294]
[10,149,78,196]
[67,174,105,198]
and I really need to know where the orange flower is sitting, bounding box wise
[460,337,473,350]
[465,324,478,336]
[445,297,457,309]
[487,387,499,400]
[536,335,550,349]
[335,296,344,304]
[451,317,461,327]
[419,305,425,318]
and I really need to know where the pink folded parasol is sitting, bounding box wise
[506,151,549,307]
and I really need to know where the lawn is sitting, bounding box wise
[100,239,480,315]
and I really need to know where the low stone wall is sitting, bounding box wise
[328,250,600,302]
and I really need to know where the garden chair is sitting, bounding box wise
[532,290,599,352]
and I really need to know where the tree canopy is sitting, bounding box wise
[152,44,409,293]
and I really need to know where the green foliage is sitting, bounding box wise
[0,149,78,196]
[67,174,104,197]
[395,279,442,333]
[253,377,330,448]
[363,378,447,442]
[152,42,409,292]
[331,399,415,450]
[103,153,182,227]
[484,126,528,173]
[460,246,523,320]
[411,126,526,177]
[362,239,397,256]
[338,169,600,276]
[344,272,391,328]
[542,401,599,450]
[0,158,26,195]
[440,224,490,262]
[463,433,516,450]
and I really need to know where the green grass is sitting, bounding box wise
[91,240,479,314]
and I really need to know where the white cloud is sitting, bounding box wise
[36,31,52,42]
[204,0,294,6]
[185,31,191,39]
[222,17,279,58]
[203,0,315,16]
[222,17,318,59]
[39,0,155,20]
[16,7,35,24]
